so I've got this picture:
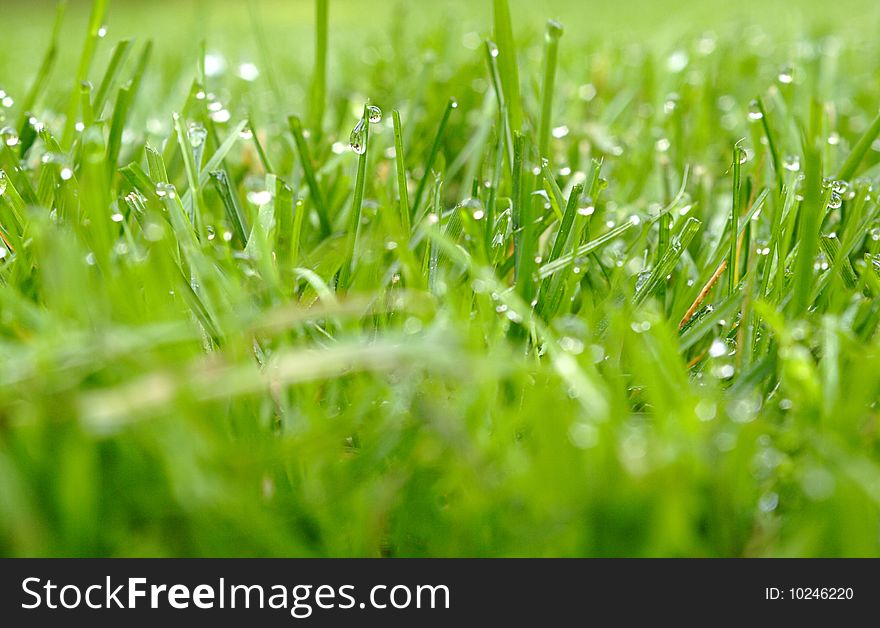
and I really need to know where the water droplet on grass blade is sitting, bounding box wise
[0,170,6,195]
[349,118,367,154]
[777,65,794,84]
[827,193,842,209]
[546,19,564,41]
[709,339,727,357]
[238,125,254,140]
[210,109,231,123]
[97,25,107,38]
[783,155,800,171]
[247,190,272,205]
[366,105,382,124]
[155,182,177,199]
[188,123,206,147]
[1,126,19,147]
[747,100,763,121]
[188,122,207,167]
[758,492,779,513]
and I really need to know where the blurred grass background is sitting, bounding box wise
[2,0,879,93]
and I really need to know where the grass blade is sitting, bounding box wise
[288,115,332,237]
[538,20,563,158]
[492,0,522,132]
[411,98,458,219]
[392,110,411,234]
[634,217,701,307]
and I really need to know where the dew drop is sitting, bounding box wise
[97,25,107,38]
[758,492,779,513]
[349,118,367,155]
[783,155,800,172]
[1,126,19,147]
[709,339,727,358]
[366,105,382,124]
[747,100,763,121]
[60,167,73,181]
[827,193,842,210]
[155,182,177,199]
[247,190,272,205]
[577,205,595,216]
[210,109,231,123]
[188,122,206,147]
[777,66,794,84]
[238,125,254,140]
[0,170,6,196]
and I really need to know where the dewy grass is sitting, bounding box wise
[3,0,880,558]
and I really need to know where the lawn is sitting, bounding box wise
[2,0,880,556]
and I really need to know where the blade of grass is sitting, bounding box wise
[536,220,635,280]
[209,170,250,246]
[492,0,522,132]
[105,82,133,177]
[338,109,370,291]
[538,20,563,158]
[92,38,133,117]
[791,100,825,315]
[288,115,332,237]
[837,108,880,181]
[61,0,107,148]
[635,217,701,307]
[392,110,411,235]
[411,97,458,220]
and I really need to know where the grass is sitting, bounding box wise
[2,0,880,557]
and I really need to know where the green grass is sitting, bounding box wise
[2,0,880,557]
